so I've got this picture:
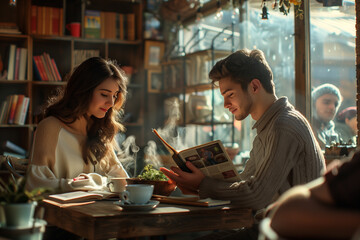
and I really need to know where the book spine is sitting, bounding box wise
[0,101,9,124]
[44,53,56,81]
[18,48,28,80]
[13,94,24,124]
[59,8,63,36]
[51,58,62,81]
[7,44,16,80]
[7,94,18,124]
[14,47,21,80]
[3,95,13,123]
[18,97,29,125]
[127,13,135,41]
[33,57,42,80]
[52,8,60,36]
[31,5,37,34]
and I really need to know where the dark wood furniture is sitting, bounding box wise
[42,199,254,240]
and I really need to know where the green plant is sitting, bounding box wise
[0,177,51,203]
[137,164,169,181]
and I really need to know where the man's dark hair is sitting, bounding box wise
[209,49,275,94]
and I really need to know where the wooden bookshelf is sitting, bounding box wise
[0,0,145,156]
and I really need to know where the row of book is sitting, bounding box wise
[0,94,30,125]
[84,10,136,40]
[74,49,100,67]
[31,6,63,36]
[33,52,62,81]
[1,140,27,159]
[0,22,21,35]
[6,45,28,80]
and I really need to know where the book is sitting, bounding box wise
[18,48,28,80]
[7,94,18,124]
[13,94,24,124]
[30,5,37,34]
[153,129,241,182]
[48,191,118,203]
[152,195,231,207]
[16,97,29,125]
[2,140,27,156]
[14,47,20,80]
[84,10,101,39]
[7,44,16,80]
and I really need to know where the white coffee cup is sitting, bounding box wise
[120,184,154,205]
[107,178,127,193]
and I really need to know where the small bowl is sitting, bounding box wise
[126,178,177,196]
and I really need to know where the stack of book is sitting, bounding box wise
[0,94,30,125]
[0,22,21,35]
[33,52,61,81]
[1,140,27,159]
[6,44,28,80]
[30,5,63,36]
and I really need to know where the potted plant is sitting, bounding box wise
[0,177,50,227]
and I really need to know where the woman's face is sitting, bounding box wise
[88,78,119,118]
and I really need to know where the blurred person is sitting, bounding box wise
[161,49,325,240]
[265,150,360,240]
[26,57,129,193]
[312,83,343,149]
[335,106,357,144]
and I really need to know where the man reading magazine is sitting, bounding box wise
[160,49,325,240]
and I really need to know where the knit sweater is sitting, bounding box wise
[199,97,325,210]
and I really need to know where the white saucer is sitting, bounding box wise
[114,200,159,211]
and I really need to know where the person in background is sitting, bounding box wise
[335,106,357,144]
[265,150,360,239]
[26,57,129,193]
[161,49,325,239]
[311,83,343,149]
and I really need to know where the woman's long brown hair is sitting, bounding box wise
[44,57,128,167]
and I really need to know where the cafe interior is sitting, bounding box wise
[0,0,359,239]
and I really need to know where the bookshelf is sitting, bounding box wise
[0,0,145,157]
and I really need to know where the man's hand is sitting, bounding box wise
[160,161,205,195]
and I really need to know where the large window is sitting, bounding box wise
[310,0,356,149]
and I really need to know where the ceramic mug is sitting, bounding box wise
[66,22,81,37]
[120,184,154,205]
[107,177,127,193]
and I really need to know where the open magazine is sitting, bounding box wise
[153,129,241,182]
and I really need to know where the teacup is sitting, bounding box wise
[120,184,154,205]
[107,177,127,193]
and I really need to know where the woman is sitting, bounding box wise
[26,57,129,192]
[335,106,357,144]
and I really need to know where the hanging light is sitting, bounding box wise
[214,0,223,21]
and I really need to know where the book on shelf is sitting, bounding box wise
[0,101,9,124]
[153,129,240,182]
[12,94,24,124]
[3,151,26,159]
[14,96,29,125]
[14,47,20,80]
[33,53,61,81]
[18,48,28,80]
[7,94,18,124]
[2,140,27,156]
[7,44,16,80]
[152,195,231,207]
[84,10,101,39]
[30,5,37,34]
[47,191,118,203]
[127,13,135,41]
[0,22,21,34]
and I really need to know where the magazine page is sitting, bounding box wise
[178,140,240,182]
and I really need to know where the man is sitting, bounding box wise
[161,49,325,217]
[266,150,360,239]
[312,83,342,149]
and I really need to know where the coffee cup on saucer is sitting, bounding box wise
[120,184,154,205]
[107,177,127,193]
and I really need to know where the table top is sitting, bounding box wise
[42,199,254,240]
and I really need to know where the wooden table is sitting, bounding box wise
[42,199,254,240]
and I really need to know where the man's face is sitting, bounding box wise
[315,93,339,123]
[219,77,253,121]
